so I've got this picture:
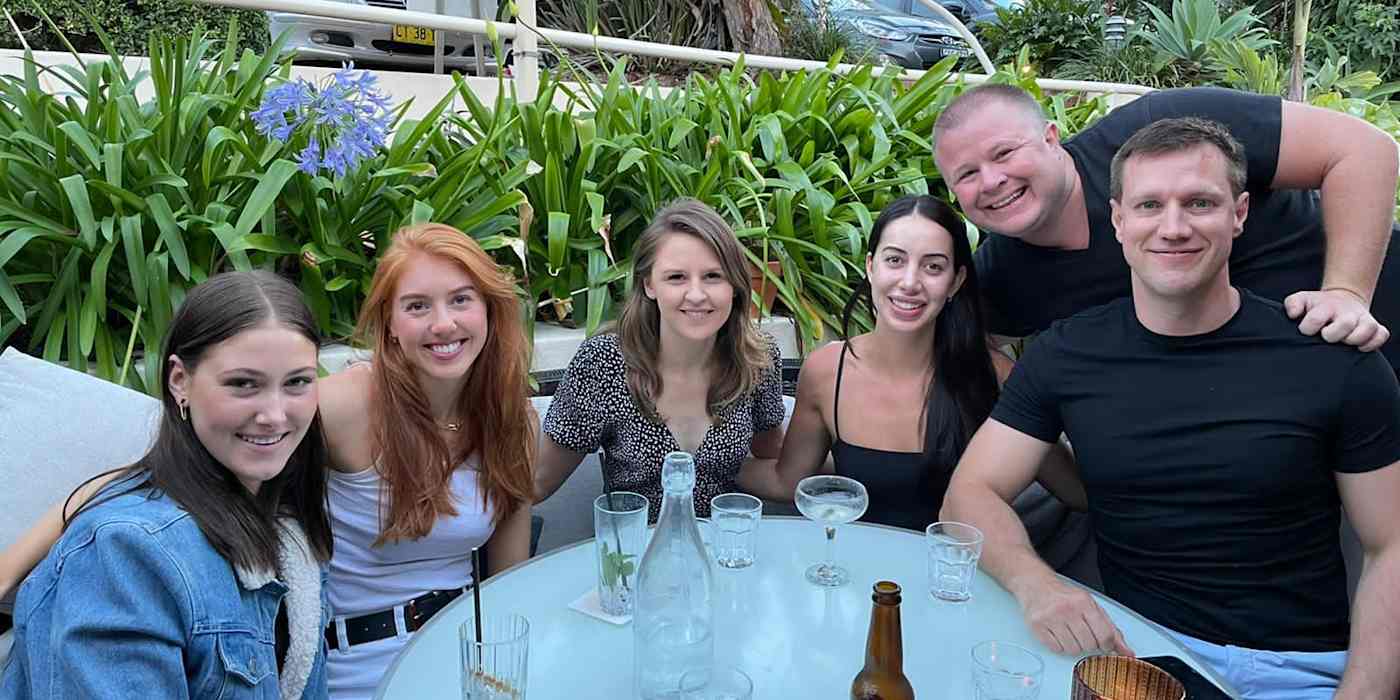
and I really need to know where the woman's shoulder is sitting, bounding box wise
[57,490,204,562]
[568,333,627,379]
[800,341,845,379]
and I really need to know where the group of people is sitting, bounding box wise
[0,83,1395,700]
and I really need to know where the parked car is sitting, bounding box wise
[268,0,503,72]
[874,0,1022,26]
[801,0,973,69]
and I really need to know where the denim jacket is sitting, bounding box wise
[0,489,329,699]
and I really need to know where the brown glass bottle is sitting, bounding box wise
[851,580,915,700]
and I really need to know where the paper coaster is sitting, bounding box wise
[568,588,632,626]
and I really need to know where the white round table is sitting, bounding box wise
[376,517,1231,698]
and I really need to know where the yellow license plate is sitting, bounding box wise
[392,25,435,46]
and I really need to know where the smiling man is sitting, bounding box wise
[932,85,1398,374]
[942,118,1400,700]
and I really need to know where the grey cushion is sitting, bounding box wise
[0,348,162,610]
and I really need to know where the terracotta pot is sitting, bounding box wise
[747,259,783,315]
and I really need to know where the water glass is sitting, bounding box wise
[710,493,762,569]
[680,665,754,700]
[594,491,648,616]
[459,613,529,700]
[971,641,1043,700]
[927,521,984,602]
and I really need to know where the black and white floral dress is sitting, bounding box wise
[543,332,786,522]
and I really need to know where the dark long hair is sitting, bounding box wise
[69,271,333,573]
[841,194,1000,469]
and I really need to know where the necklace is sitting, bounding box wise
[438,419,461,432]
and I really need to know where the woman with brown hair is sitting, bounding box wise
[317,223,535,698]
[534,198,786,522]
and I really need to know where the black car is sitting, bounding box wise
[801,0,973,70]
[874,0,1021,26]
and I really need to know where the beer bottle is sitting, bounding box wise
[851,580,915,700]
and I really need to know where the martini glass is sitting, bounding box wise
[794,475,869,587]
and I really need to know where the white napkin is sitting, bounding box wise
[568,588,633,626]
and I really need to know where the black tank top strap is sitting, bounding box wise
[833,341,851,443]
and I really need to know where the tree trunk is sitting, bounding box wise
[1286,0,1312,101]
[720,0,783,57]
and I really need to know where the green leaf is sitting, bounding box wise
[145,194,190,279]
[59,175,98,247]
[547,212,570,277]
[226,234,302,255]
[230,159,298,240]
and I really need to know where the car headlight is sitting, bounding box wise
[854,19,912,42]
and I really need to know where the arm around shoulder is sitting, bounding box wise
[739,343,836,502]
[0,471,127,600]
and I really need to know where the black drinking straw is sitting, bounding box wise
[470,547,484,663]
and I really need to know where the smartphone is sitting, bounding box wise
[1138,655,1235,699]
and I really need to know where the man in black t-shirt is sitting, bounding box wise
[932,85,1398,372]
[942,118,1400,699]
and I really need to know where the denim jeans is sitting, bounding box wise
[1169,629,1347,700]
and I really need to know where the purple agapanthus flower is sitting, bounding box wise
[251,64,394,178]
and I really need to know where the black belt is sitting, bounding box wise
[325,587,469,651]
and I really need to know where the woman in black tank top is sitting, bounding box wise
[739,195,1004,531]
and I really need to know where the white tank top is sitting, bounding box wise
[325,457,496,699]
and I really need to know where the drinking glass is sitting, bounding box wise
[971,641,1043,700]
[459,613,529,700]
[794,475,869,587]
[1071,656,1185,700]
[593,491,648,616]
[927,521,984,602]
[680,666,754,700]
[710,493,762,569]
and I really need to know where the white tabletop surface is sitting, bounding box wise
[376,516,1231,698]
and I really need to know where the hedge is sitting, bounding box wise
[0,0,268,55]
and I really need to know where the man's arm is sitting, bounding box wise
[1275,100,1397,352]
[944,419,1130,656]
[1333,461,1400,700]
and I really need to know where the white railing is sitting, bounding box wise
[191,0,1155,99]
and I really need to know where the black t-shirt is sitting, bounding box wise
[975,87,1400,372]
[991,290,1400,651]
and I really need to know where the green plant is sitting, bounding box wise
[0,0,268,55]
[1138,0,1274,84]
[1310,0,1399,80]
[780,1,873,64]
[977,0,1105,76]
[0,24,533,391]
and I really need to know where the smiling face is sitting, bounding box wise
[168,322,319,494]
[865,213,967,335]
[1111,144,1249,305]
[935,100,1073,241]
[387,252,489,389]
[643,232,735,347]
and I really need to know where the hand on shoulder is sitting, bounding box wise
[1285,288,1391,352]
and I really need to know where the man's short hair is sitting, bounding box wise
[933,83,1046,145]
[1110,117,1247,200]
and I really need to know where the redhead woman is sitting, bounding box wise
[1,271,334,698]
[316,223,535,698]
[739,194,1083,529]
[534,198,787,521]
